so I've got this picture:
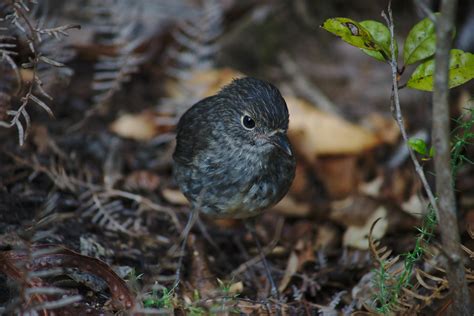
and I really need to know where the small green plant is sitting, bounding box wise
[185,290,206,316]
[211,278,241,314]
[184,280,242,315]
[143,286,174,309]
[322,15,474,91]
[372,207,437,313]
[451,107,474,178]
[408,138,435,160]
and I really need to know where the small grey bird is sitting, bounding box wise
[173,77,296,219]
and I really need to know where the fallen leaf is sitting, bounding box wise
[401,193,427,217]
[110,111,158,140]
[286,96,379,159]
[343,206,388,250]
[123,170,160,191]
[162,188,189,205]
[314,224,340,251]
[110,110,174,140]
[20,68,34,82]
[315,155,359,199]
[362,113,400,145]
[228,281,243,294]
[165,68,243,100]
[331,195,380,227]
[359,176,384,197]
[272,195,311,217]
[278,250,298,292]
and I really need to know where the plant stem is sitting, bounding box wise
[432,0,470,314]
[382,3,440,226]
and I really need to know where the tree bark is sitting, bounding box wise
[432,0,471,314]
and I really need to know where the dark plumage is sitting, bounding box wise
[173,77,296,218]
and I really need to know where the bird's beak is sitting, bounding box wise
[268,132,293,157]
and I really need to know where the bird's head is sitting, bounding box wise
[215,77,293,157]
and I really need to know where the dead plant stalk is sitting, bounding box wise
[431,0,470,313]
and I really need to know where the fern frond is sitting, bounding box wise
[88,0,149,106]
[164,0,224,113]
[0,0,78,145]
[79,192,142,235]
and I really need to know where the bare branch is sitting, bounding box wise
[381,3,440,226]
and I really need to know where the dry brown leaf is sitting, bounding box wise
[286,96,379,159]
[109,110,174,140]
[343,206,388,250]
[272,195,311,217]
[315,155,359,199]
[314,224,339,251]
[359,176,384,197]
[401,194,427,217]
[20,68,34,82]
[295,239,316,270]
[123,170,160,191]
[162,188,189,205]
[288,163,310,197]
[165,68,243,100]
[330,195,380,227]
[362,113,400,145]
[278,250,298,292]
[228,281,244,294]
[110,111,158,140]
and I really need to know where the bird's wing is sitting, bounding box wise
[173,96,214,165]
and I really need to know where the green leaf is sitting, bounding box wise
[403,14,439,65]
[407,49,474,91]
[429,146,435,158]
[408,138,428,155]
[360,20,394,61]
[321,18,386,54]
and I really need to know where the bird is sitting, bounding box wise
[173,77,296,219]
[172,77,296,298]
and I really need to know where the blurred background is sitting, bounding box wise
[1,0,473,314]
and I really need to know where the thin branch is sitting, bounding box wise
[279,52,340,115]
[414,0,437,22]
[381,3,440,223]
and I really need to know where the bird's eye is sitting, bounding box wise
[241,115,256,130]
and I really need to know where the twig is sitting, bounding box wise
[279,52,340,115]
[431,0,470,313]
[230,217,284,277]
[414,0,437,22]
[381,3,440,226]
[104,189,181,230]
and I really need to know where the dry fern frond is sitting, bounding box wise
[0,0,78,146]
[167,0,223,78]
[401,268,448,307]
[164,0,224,113]
[368,218,400,270]
[0,192,82,314]
[88,0,149,106]
[78,191,142,235]
[34,15,77,90]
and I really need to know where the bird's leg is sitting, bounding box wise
[245,219,280,300]
[172,207,200,289]
[196,216,222,253]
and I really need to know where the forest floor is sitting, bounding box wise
[1,1,473,315]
